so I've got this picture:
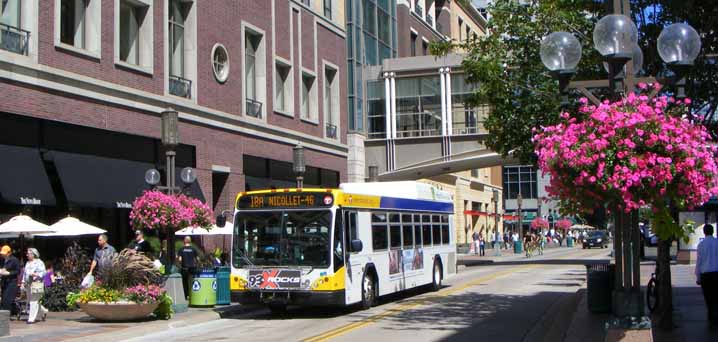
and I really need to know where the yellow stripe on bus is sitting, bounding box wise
[311,267,346,291]
[336,193,381,208]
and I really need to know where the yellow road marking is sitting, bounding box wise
[302,248,608,342]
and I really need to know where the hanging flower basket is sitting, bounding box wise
[129,190,213,232]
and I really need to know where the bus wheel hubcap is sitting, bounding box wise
[364,277,372,301]
[434,267,440,285]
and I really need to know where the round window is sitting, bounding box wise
[211,44,229,83]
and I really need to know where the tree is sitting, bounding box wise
[433,0,605,164]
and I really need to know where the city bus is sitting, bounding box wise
[228,181,456,312]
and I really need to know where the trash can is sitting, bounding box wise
[215,266,231,305]
[585,263,614,313]
[190,268,217,307]
[514,240,523,254]
[567,237,574,248]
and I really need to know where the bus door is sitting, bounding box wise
[342,210,362,304]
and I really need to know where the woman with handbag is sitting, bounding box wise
[23,248,47,324]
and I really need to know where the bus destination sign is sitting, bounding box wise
[238,192,333,209]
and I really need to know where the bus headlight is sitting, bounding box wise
[597,238,602,243]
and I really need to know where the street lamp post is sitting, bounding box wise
[516,192,523,254]
[293,144,306,189]
[493,189,500,256]
[540,0,701,320]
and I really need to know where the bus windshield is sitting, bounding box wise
[233,210,332,268]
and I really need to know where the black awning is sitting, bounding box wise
[52,151,154,208]
[0,144,56,206]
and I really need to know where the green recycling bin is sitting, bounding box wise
[567,237,574,248]
[514,240,523,254]
[190,269,217,307]
[215,266,231,305]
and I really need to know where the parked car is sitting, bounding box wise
[582,231,609,249]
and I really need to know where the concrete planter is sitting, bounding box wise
[79,301,159,321]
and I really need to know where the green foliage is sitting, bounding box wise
[153,293,174,320]
[66,292,82,309]
[42,283,78,312]
[68,285,123,305]
[631,0,718,138]
[435,0,604,163]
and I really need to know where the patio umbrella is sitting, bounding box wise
[0,215,53,234]
[176,222,233,236]
[570,224,596,230]
[0,215,54,258]
[36,216,107,237]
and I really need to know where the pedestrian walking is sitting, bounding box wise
[696,224,718,328]
[0,245,19,315]
[503,233,509,250]
[88,234,117,281]
[178,236,199,299]
[472,231,480,255]
[479,234,486,256]
[539,234,546,255]
[23,248,47,324]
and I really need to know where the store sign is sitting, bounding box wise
[20,197,41,205]
[237,193,333,209]
[116,202,132,209]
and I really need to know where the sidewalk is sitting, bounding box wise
[651,264,717,341]
[0,303,254,342]
[458,244,587,268]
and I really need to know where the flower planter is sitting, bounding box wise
[79,301,159,321]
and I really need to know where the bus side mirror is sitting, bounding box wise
[216,215,226,228]
[350,240,363,253]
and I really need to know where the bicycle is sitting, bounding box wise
[646,265,659,312]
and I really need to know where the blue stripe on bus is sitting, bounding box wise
[379,197,454,213]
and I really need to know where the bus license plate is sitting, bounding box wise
[247,269,302,290]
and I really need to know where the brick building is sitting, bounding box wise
[0,0,347,248]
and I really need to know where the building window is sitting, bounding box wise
[301,0,311,6]
[212,43,229,83]
[395,76,442,137]
[451,73,483,135]
[410,32,417,57]
[116,0,152,70]
[503,166,537,199]
[422,39,428,56]
[323,0,332,19]
[301,73,317,121]
[324,65,339,139]
[274,60,292,113]
[367,80,386,139]
[168,0,194,98]
[458,18,463,40]
[471,169,479,178]
[243,25,266,119]
[60,0,84,47]
[1,0,28,55]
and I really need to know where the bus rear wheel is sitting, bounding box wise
[431,261,442,291]
[361,272,375,310]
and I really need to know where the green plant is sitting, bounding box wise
[66,292,82,309]
[98,249,162,290]
[69,285,123,304]
[60,242,91,288]
[153,293,174,320]
[42,283,77,312]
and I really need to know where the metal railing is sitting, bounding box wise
[325,123,337,139]
[246,98,263,118]
[0,23,29,56]
[452,121,488,135]
[169,75,192,99]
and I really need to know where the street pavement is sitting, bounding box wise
[120,246,611,342]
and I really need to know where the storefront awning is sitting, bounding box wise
[52,151,154,208]
[52,151,206,208]
[0,144,56,206]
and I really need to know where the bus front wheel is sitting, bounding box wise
[361,272,376,310]
[431,261,442,291]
